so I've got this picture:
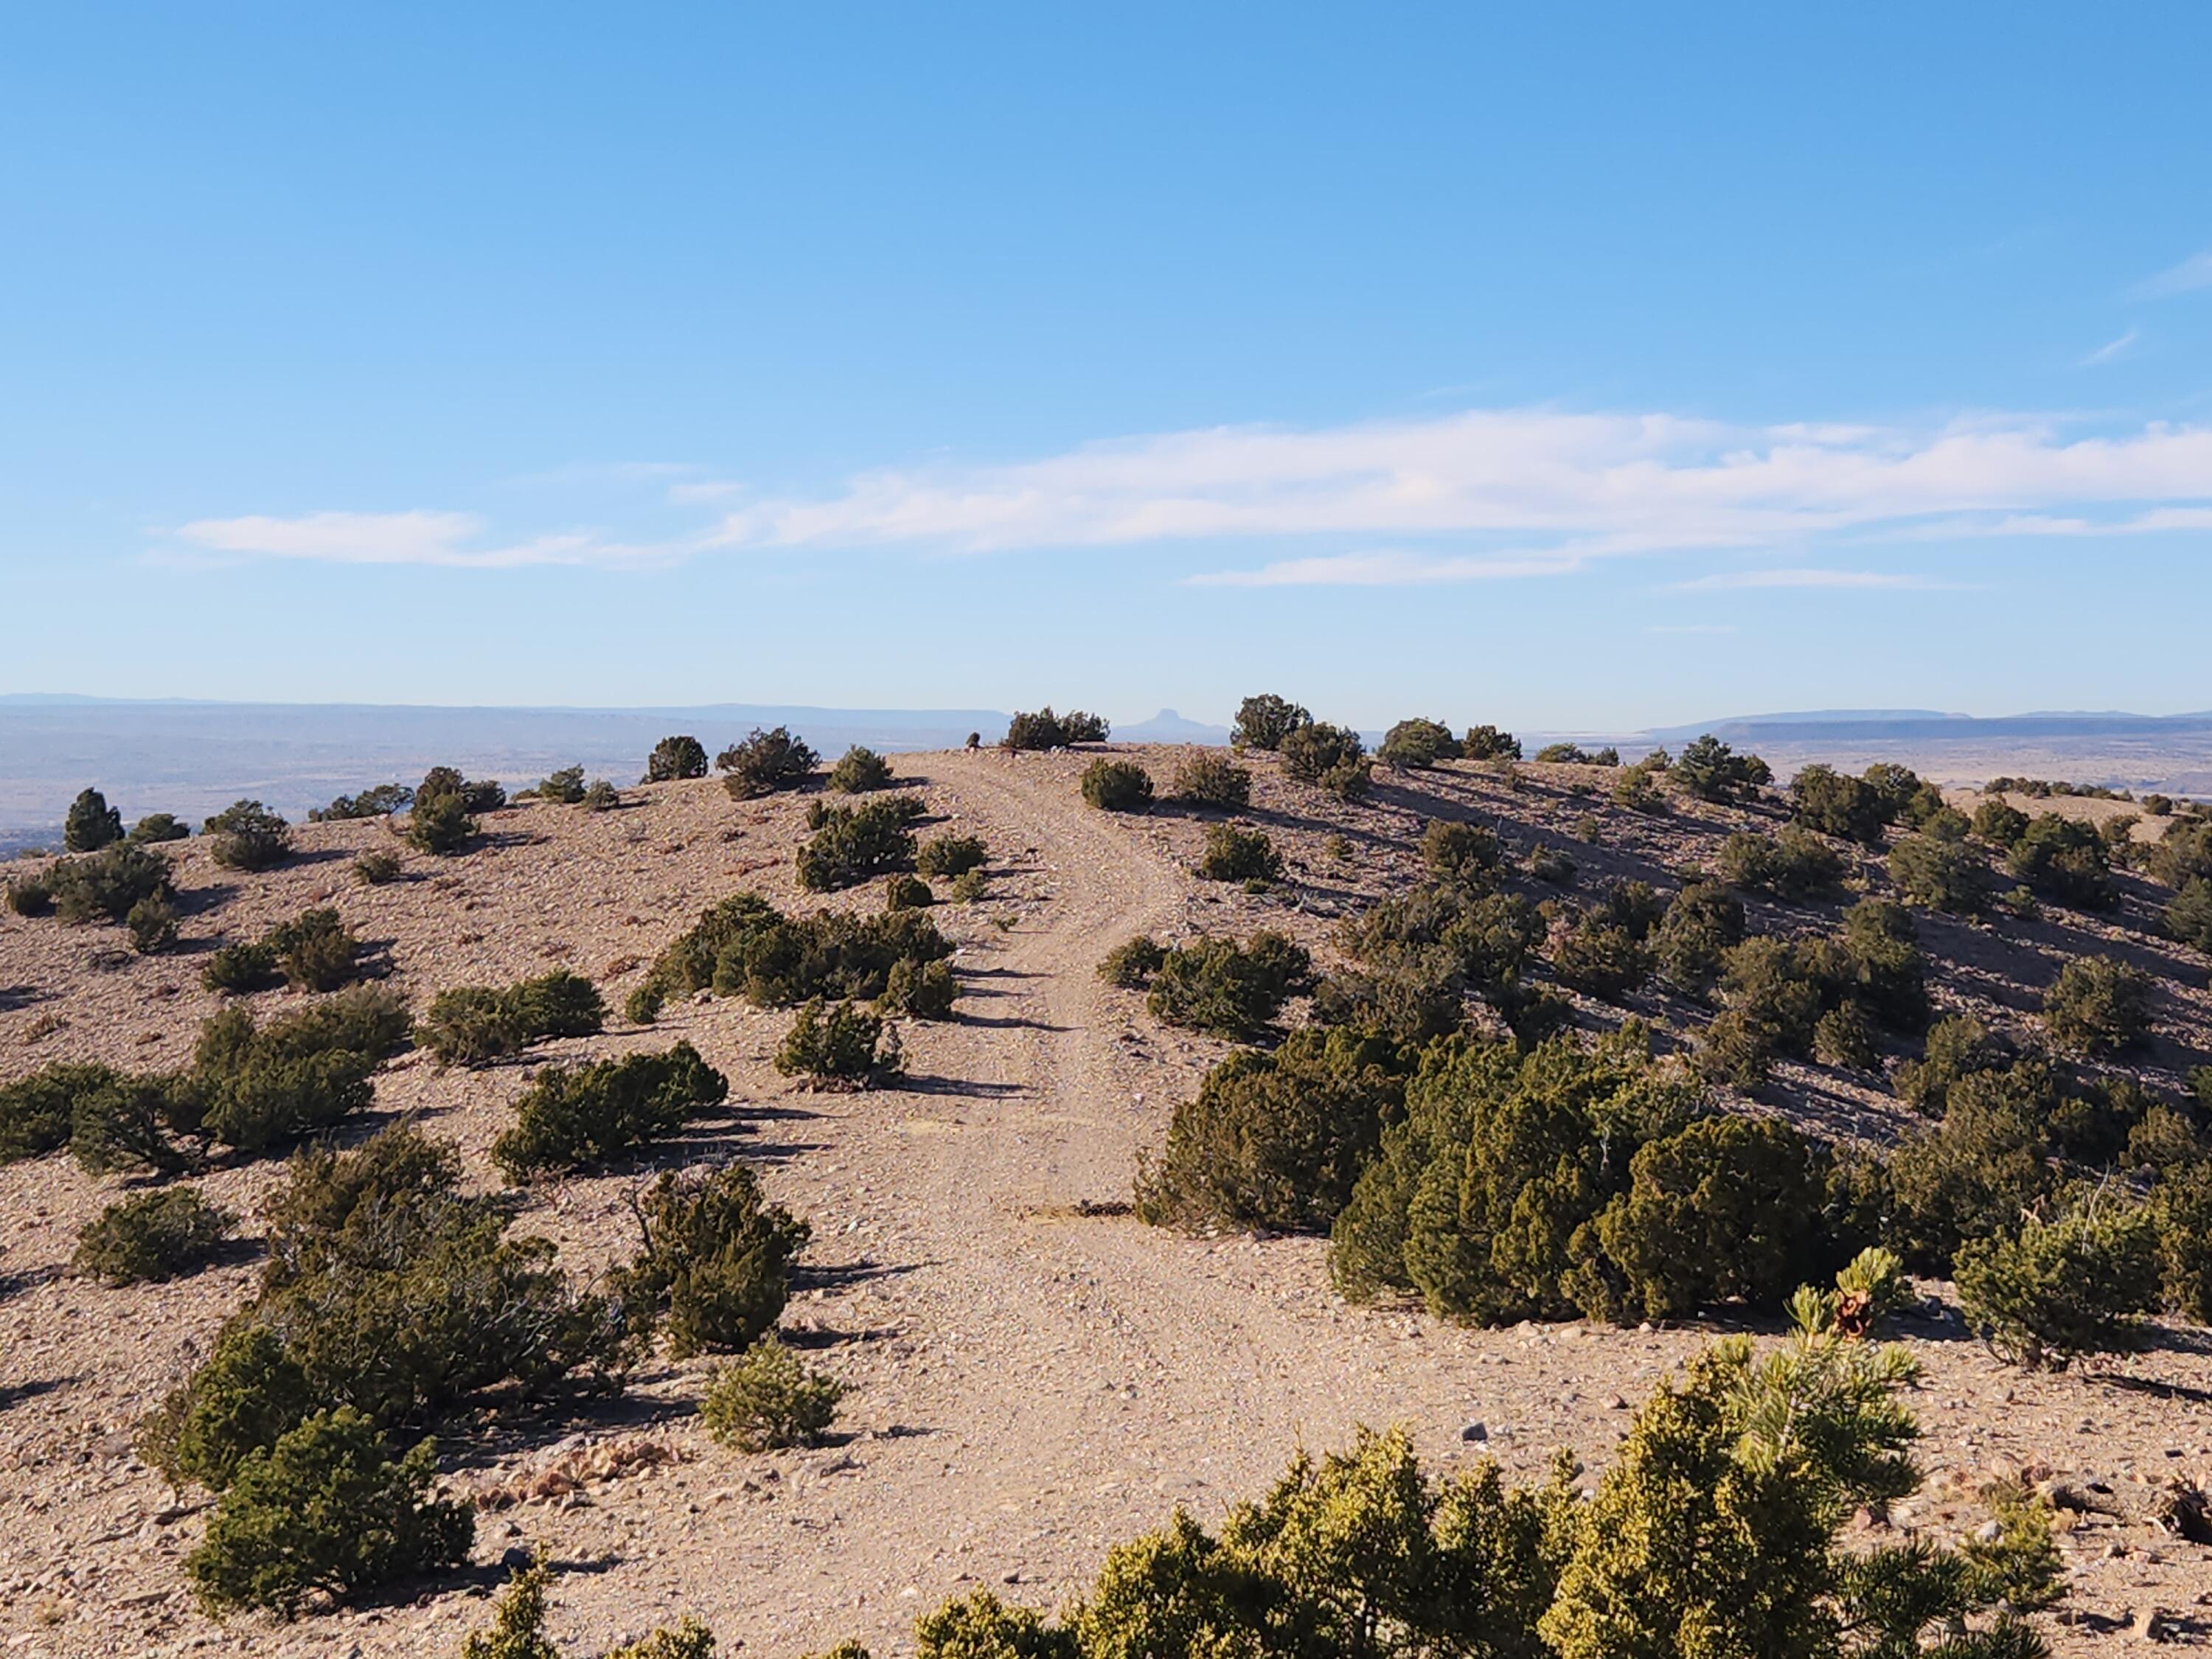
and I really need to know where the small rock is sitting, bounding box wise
[1974,1520,2003,1543]
[1461,1422,1488,1443]
[500,1545,532,1570]
[2132,1606,2172,1642]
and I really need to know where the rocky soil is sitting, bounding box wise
[3,746,2210,1656]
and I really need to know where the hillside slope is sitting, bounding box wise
[3,746,2210,1656]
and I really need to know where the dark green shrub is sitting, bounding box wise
[1649,881,1745,999]
[1231,695,1310,751]
[185,1408,472,1617]
[4,872,52,915]
[128,810,190,844]
[1001,707,1109,750]
[1378,717,1461,769]
[1172,750,1252,808]
[1525,842,1577,886]
[1610,757,1668,813]
[2005,814,2115,910]
[2155,1162,2212,1322]
[2149,817,2212,888]
[633,891,954,1014]
[65,787,125,852]
[644,734,709,783]
[1670,734,1772,804]
[417,970,606,1067]
[1550,912,1649,1002]
[190,998,389,1155]
[915,832,987,878]
[1888,832,1994,917]
[884,872,933,911]
[1839,898,1930,1033]
[1716,827,1843,899]
[880,955,958,1018]
[718,726,820,799]
[1580,1115,1838,1321]
[1885,1063,2059,1267]
[1329,1029,1694,1322]
[1098,936,1166,988]
[65,1070,200,1176]
[1195,821,1282,883]
[797,796,922,890]
[1278,722,1365,785]
[774,999,901,1089]
[405,790,476,855]
[828,745,896,793]
[1147,933,1312,1038]
[1,1062,115,1162]
[46,841,175,922]
[536,765,587,805]
[1955,1206,2162,1369]
[1422,819,1500,887]
[1861,762,1926,818]
[1461,723,1521,761]
[140,1323,316,1493]
[2143,793,2175,817]
[310,784,414,821]
[127,894,179,953]
[608,1162,810,1357]
[1311,954,1468,1046]
[493,1041,728,1177]
[582,779,619,811]
[74,1188,234,1284]
[1812,1001,1878,1068]
[2042,954,2153,1056]
[1893,1015,2008,1114]
[416,766,506,813]
[1533,742,1616,765]
[1696,936,1840,1087]
[1080,759,1155,812]
[2168,877,2212,952]
[260,908,361,991]
[203,800,293,871]
[1788,765,1889,844]
[948,867,987,902]
[1971,799,2030,846]
[1135,1028,1405,1233]
[700,1338,844,1450]
[354,849,403,885]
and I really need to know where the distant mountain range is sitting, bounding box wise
[1640,709,2212,744]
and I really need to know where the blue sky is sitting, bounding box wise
[4,4,2210,731]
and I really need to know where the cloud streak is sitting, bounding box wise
[2134,248,2212,299]
[167,404,2212,585]
[2080,327,2138,366]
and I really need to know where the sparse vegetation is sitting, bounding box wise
[1146,932,1311,1038]
[354,848,403,885]
[2042,954,2154,1056]
[1377,717,1461,769]
[417,970,607,1066]
[65,787,125,852]
[74,1188,235,1284]
[797,795,924,890]
[185,1408,472,1617]
[311,783,414,821]
[1001,707,1109,750]
[1716,827,1844,899]
[827,745,896,793]
[644,734,709,783]
[1097,936,1166,988]
[1231,694,1309,751]
[1955,1204,2163,1369]
[404,790,476,855]
[1079,758,1154,812]
[128,810,190,844]
[204,799,293,870]
[1891,830,1995,916]
[535,765,588,804]
[700,1338,845,1450]
[629,891,954,1020]
[719,726,820,798]
[1278,721,1370,800]
[493,1041,728,1177]
[1671,734,1773,804]
[608,1162,810,1357]
[1194,821,1281,883]
[774,998,902,1089]
[914,832,987,878]
[46,841,175,923]
[1461,723,1521,760]
[1171,749,1252,807]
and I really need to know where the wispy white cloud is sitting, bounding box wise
[1671,568,1961,592]
[162,403,2212,582]
[2080,327,2139,366]
[2134,248,2212,300]
[171,510,686,569]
